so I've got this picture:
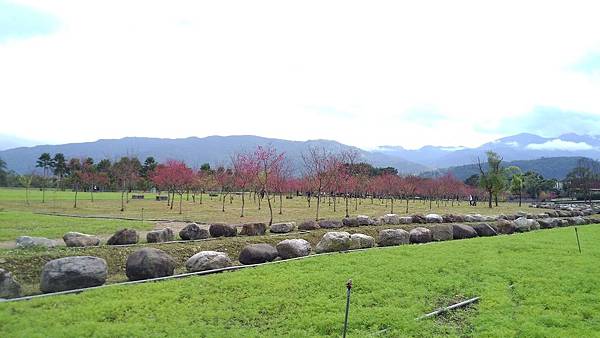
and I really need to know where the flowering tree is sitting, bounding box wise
[252,145,286,226]
[214,166,234,212]
[302,147,333,221]
[112,156,141,212]
[231,152,257,217]
[151,160,195,214]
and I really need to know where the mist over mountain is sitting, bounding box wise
[1,133,598,179]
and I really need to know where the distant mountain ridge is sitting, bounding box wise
[1,133,598,177]
[376,133,600,168]
[0,135,427,174]
[421,157,588,181]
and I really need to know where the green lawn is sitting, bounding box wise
[0,188,532,236]
[0,211,152,241]
[1,225,599,337]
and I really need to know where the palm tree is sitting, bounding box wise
[36,153,55,203]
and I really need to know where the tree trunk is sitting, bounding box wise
[390,197,394,214]
[494,194,498,207]
[406,198,409,214]
[518,189,522,207]
[179,193,183,214]
[316,191,321,221]
[90,188,94,203]
[121,190,125,212]
[74,189,78,208]
[266,193,273,226]
[345,195,349,218]
[279,193,283,215]
[333,195,336,212]
[488,190,493,208]
[222,193,226,212]
[241,191,245,217]
[170,191,174,210]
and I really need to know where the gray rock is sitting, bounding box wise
[179,223,210,240]
[107,229,139,245]
[125,248,176,281]
[239,244,278,264]
[270,222,296,233]
[425,214,443,223]
[209,223,237,237]
[315,231,351,253]
[513,217,530,232]
[276,239,312,259]
[318,220,343,229]
[442,214,463,223]
[342,217,359,227]
[63,232,101,247]
[559,219,570,227]
[298,220,320,230]
[0,269,21,299]
[146,228,174,243]
[573,217,586,225]
[409,227,433,243]
[349,234,375,249]
[472,223,498,237]
[411,214,426,224]
[496,220,516,234]
[16,236,57,249]
[185,251,232,272]
[399,216,413,224]
[356,215,373,226]
[538,218,556,229]
[464,214,485,222]
[382,214,400,225]
[239,223,267,236]
[452,224,478,239]
[430,224,453,241]
[40,256,108,293]
[378,229,409,246]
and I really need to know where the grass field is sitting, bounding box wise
[1,225,599,337]
[0,188,531,239]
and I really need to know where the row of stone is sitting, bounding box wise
[15,221,298,249]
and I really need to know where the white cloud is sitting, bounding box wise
[1,0,600,150]
[504,141,519,147]
[526,139,595,151]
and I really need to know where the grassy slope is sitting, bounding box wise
[2,226,600,337]
[0,211,152,241]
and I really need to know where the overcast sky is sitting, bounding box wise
[1,0,600,150]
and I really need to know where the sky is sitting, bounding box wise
[1,0,600,150]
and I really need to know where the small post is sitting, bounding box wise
[575,227,581,254]
[343,279,352,338]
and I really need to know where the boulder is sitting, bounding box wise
[179,223,210,240]
[146,228,174,243]
[270,222,296,233]
[546,210,559,217]
[318,220,343,229]
[472,223,498,237]
[573,217,586,225]
[442,214,463,223]
[496,219,517,234]
[342,217,359,227]
[40,256,108,293]
[107,229,139,245]
[62,232,100,247]
[315,232,351,253]
[528,219,541,230]
[513,217,530,233]
[452,224,478,239]
[16,236,57,249]
[0,269,21,299]
[356,215,373,226]
[349,234,375,249]
[239,222,267,236]
[209,223,237,237]
[399,216,413,224]
[411,214,427,224]
[558,210,572,217]
[409,227,433,243]
[430,224,453,241]
[558,219,570,227]
[378,229,410,247]
[425,214,443,223]
[538,218,557,229]
[464,214,485,222]
[298,220,320,230]
[382,214,400,225]
[276,239,312,259]
[125,248,176,281]
[185,251,232,272]
[239,244,278,264]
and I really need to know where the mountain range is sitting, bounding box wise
[1,133,599,179]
